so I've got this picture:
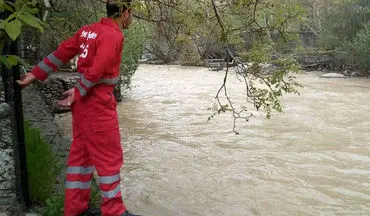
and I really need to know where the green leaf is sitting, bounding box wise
[0,55,28,69]
[0,55,11,69]
[19,13,44,32]
[24,7,38,14]
[4,3,14,12]
[7,55,29,67]
[0,0,4,12]
[0,21,4,30]
[0,13,16,29]
[7,55,18,65]
[5,19,21,40]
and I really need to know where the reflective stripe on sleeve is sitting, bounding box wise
[38,61,53,74]
[47,53,63,67]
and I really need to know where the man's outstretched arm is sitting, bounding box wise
[18,29,81,87]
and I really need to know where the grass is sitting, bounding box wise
[24,120,101,216]
[24,120,61,205]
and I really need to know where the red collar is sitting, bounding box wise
[100,18,121,32]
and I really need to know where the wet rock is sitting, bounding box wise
[22,84,70,162]
[34,72,79,114]
[0,103,10,120]
[0,118,16,203]
[320,73,347,78]
[351,71,361,77]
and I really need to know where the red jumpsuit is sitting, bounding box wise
[31,18,126,216]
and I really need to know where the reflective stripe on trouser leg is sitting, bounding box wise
[101,182,121,199]
[64,168,93,216]
[98,173,120,184]
[65,166,94,190]
[98,173,121,198]
[67,166,94,175]
[87,123,126,215]
[99,179,125,215]
[66,180,92,189]
[64,131,93,216]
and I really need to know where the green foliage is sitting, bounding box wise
[218,41,301,122]
[137,0,305,132]
[41,1,144,94]
[41,188,64,216]
[0,0,43,69]
[41,1,105,55]
[24,120,60,204]
[89,178,101,208]
[319,0,369,69]
[0,0,43,40]
[320,0,369,50]
[350,21,370,70]
[178,36,202,66]
[119,22,146,90]
[39,178,101,216]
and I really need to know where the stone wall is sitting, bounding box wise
[33,72,80,114]
[0,114,16,204]
[0,73,74,207]
[295,53,353,71]
[22,84,71,161]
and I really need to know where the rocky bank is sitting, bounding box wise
[0,72,76,206]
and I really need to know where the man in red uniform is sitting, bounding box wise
[18,1,141,216]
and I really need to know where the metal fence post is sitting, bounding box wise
[1,0,31,209]
[10,38,31,209]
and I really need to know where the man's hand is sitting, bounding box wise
[58,88,75,107]
[17,73,36,88]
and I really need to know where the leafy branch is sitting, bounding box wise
[0,0,44,69]
[209,0,303,134]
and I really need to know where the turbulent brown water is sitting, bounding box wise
[56,64,370,216]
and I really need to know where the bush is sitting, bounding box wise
[25,121,60,204]
[119,22,146,90]
[319,0,369,50]
[351,21,370,70]
[178,36,203,66]
[319,0,369,70]
[115,22,146,101]
[41,189,64,216]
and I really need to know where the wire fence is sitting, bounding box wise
[0,36,30,212]
[0,93,16,204]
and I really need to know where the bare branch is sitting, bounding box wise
[43,0,51,8]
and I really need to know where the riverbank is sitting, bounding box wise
[141,50,369,77]
[0,81,70,215]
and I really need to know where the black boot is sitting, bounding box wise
[122,210,142,216]
[79,208,102,216]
